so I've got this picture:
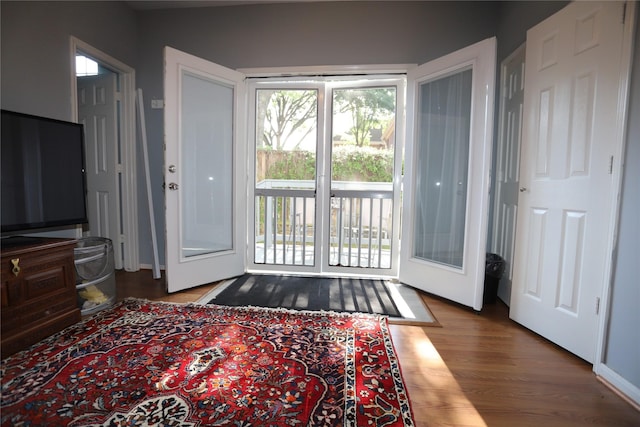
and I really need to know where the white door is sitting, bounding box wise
[400,38,496,311]
[510,1,628,362]
[164,47,247,292]
[490,44,526,306]
[77,73,123,269]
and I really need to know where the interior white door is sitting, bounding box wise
[77,72,122,269]
[164,47,247,293]
[510,1,628,362]
[490,44,526,306]
[400,38,496,311]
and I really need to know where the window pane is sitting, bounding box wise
[412,69,472,269]
[331,87,396,185]
[254,89,317,266]
[181,72,233,258]
[329,87,396,269]
[255,89,317,188]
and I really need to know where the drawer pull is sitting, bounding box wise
[11,258,20,276]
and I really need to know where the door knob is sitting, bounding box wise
[519,187,528,192]
[168,183,179,190]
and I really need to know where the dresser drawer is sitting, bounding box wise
[1,237,81,358]
[24,264,71,299]
[1,280,76,335]
[20,294,77,325]
[1,309,79,359]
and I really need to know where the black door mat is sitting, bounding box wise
[205,273,402,317]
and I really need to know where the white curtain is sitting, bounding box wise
[413,68,472,268]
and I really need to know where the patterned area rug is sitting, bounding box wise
[1,298,415,426]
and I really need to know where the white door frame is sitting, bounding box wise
[69,36,139,271]
[245,73,406,278]
[594,0,637,400]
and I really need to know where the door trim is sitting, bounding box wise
[69,36,139,271]
[594,0,636,386]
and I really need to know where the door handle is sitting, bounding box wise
[519,187,528,192]
[11,258,20,277]
[168,183,179,190]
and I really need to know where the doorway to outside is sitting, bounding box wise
[247,76,405,278]
[163,41,495,310]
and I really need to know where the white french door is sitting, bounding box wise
[163,41,495,304]
[247,77,404,277]
[164,47,247,293]
[399,38,496,311]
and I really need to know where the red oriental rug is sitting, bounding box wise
[1,298,415,426]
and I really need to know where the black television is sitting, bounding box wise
[1,109,88,234]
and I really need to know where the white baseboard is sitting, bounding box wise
[597,364,640,410]
[138,263,166,271]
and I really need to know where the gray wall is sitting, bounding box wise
[0,1,138,121]
[0,1,138,239]
[495,1,569,60]
[604,5,640,390]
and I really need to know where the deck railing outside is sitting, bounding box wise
[254,180,393,269]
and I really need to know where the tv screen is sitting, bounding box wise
[1,110,88,233]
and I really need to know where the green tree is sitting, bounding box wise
[257,89,317,150]
[334,88,396,147]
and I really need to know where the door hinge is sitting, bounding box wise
[609,156,614,175]
[595,297,601,315]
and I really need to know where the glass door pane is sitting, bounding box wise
[329,87,396,269]
[413,68,472,268]
[180,72,234,258]
[254,89,318,266]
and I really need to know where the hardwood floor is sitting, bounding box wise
[116,270,640,427]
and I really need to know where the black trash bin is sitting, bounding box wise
[483,253,505,305]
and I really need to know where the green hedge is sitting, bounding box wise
[262,146,393,182]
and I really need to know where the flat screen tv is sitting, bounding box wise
[1,109,88,234]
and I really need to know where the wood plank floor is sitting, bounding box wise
[115,270,640,427]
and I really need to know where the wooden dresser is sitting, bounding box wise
[1,237,81,359]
